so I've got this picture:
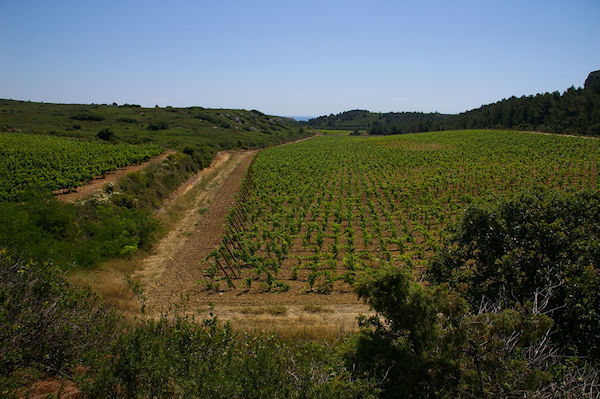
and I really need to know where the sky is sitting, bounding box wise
[1,0,599,117]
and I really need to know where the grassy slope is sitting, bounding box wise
[0,99,305,150]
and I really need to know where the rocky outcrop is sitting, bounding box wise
[584,70,600,92]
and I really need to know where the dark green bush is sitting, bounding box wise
[96,128,114,141]
[147,121,169,130]
[0,194,159,268]
[349,266,578,398]
[428,189,600,360]
[84,316,377,398]
[116,117,137,123]
[70,113,105,121]
[0,252,119,376]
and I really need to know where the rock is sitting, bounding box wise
[584,70,600,92]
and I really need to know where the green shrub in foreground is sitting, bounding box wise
[84,315,378,398]
[349,265,597,398]
[0,251,377,397]
[428,189,600,360]
[0,252,119,377]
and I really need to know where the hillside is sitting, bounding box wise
[0,99,304,150]
[0,99,309,268]
[307,110,450,134]
[307,70,600,136]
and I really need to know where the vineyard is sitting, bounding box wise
[203,130,599,294]
[0,132,162,200]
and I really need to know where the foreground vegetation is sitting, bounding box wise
[2,188,598,397]
[0,252,378,398]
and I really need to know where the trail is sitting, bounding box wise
[133,150,257,312]
[55,150,176,202]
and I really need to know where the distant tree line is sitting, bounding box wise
[307,70,600,136]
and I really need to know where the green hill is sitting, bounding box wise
[0,99,304,150]
[306,70,600,136]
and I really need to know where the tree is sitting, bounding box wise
[349,266,559,398]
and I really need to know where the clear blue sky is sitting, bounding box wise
[1,0,599,116]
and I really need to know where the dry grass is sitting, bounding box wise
[240,305,288,315]
[68,262,140,313]
[302,303,332,313]
[229,315,356,341]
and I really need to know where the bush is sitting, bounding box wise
[116,117,137,123]
[0,194,159,268]
[147,121,169,131]
[0,252,119,376]
[349,266,585,398]
[428,189,600,360]
[96,128,114,141]
[70,113,105,121]
[84,315,378,398]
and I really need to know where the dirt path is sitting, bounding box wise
[133,150,257,311]
[55,150,176,202]
[155,151,230,214]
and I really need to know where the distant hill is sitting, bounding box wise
[307,70,600,136]
[307,110,450,134]
[0,99,306,150]
[288,116,314,122]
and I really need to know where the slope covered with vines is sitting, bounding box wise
[0,132,162,200]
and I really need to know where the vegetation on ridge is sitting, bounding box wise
[307,70,600,136]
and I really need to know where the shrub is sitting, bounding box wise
[96,128,114,141]
[349,266,577,398]
[0,252,120,376]
[84,316,378,398]
[428,189,600,360]
[116,117,137,123]
[70,113,105,121]
[147,121,169,131]
[0,194,159,268]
